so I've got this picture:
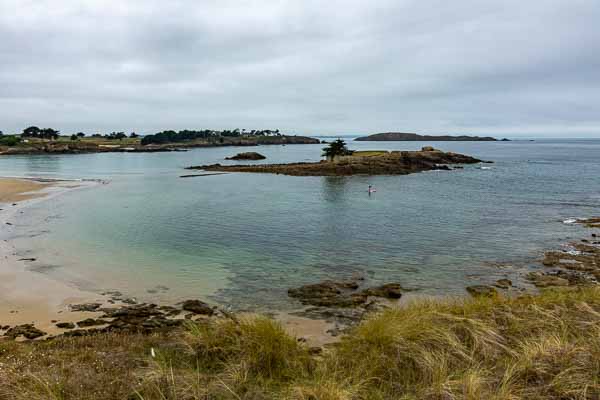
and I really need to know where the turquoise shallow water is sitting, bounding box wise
[1,139,599,310]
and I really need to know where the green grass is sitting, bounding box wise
[1,287,599,399]
[351,151,389,157]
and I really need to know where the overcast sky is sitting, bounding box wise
[1,0,599,137]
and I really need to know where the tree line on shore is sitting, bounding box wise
[140,129,282,145]
[1,127,284,147]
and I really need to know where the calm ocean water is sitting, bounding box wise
[1,138,599,310]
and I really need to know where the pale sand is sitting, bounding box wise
[0,178,52,203]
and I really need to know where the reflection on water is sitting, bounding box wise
[2,139,600,311]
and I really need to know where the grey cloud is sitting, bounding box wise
[0,0,599,137]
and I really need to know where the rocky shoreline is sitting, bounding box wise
[2,178,598,343]
[188,148,486,176]
[2,215,597,342]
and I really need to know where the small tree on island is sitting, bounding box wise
[322,139,352,161]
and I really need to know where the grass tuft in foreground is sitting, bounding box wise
[1,287,599,399]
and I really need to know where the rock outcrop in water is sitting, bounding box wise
[526,219,600,288]
[188,149,484,176]
[225,152,266,160]
[288,279,406,308]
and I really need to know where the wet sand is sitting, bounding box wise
[0,178,340,344]
[0,178,52,203]
[0,178,111,336]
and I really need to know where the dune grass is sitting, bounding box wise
[1,287,599,399]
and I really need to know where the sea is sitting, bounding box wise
[1,138,599,311]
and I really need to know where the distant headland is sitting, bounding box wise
[355,132,500,141]
[0,127,320,155]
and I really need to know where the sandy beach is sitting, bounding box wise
[0,178,52,203]
[0,177,336,343]
[0,178,112,336]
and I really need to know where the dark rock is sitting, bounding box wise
[576,217,600,228]
[182,300,214,315]
[361,283,403,299]
[494,279,513,289]
[70,303,102,312]
[466,285,498,297]
[225,152,266,160]
[288,280,366,307]
[98,304,183,334]
[526,272,570,287]
[55,322,76,329]
[4,324,46,340]
[77,318,109,327]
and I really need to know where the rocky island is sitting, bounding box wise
[188,147,485,176]
[355,132,499,141]
[225,152,266,160]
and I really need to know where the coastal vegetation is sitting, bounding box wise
[321,139,353,160]
[0,127,319,155]
[0,134,21,147]
[141,129,283,145]
[0,287,598,399]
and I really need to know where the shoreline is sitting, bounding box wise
[0,178,337,344]
[0,177,109,334]
[0,178,118,336]
[1,177,597,346]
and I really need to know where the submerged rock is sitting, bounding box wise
[70,303,102,312]
[288,279,405,308]
[494,279,513,289]
[466,285,498,297]
[527,272,570,287]
[361,283,403,299]
[577,217,600,228]
[288,280,366,307]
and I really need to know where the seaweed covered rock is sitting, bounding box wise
[4,324,46,340]
[225,152,266,160]
[182,300,214,315]
[466,285,498,297]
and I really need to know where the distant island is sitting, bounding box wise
[355,132,499,141]
[0,127,320,155]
